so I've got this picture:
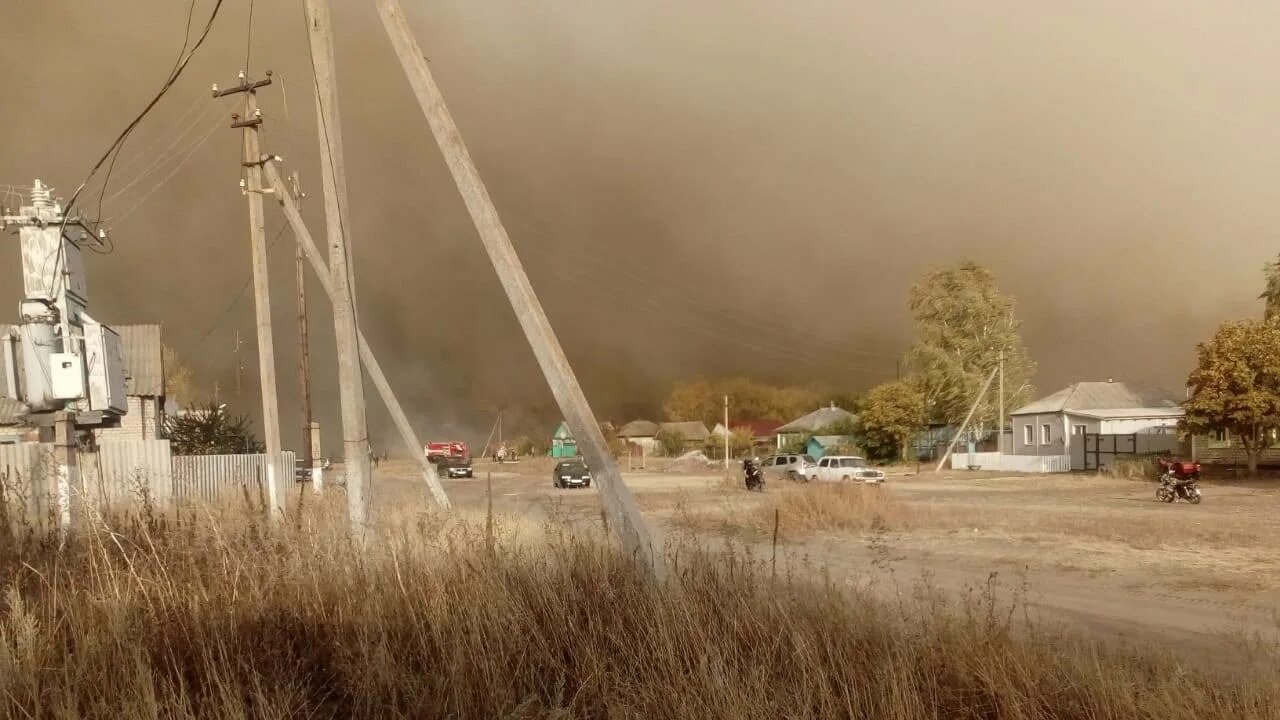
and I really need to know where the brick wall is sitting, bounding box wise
[1192,434,1280,468]
[94,396,162,443]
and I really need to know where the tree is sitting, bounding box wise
[655,428,686,457]
[1181,320,1280,476]
[663,377,833,427]
[906,260,1035,428]
[662,379,720,427]
[164,403,265,455]
[162,345,200,407]
[857,380,927,461]
[1262,253,1280,322]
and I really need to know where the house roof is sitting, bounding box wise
[776,406,857,433]
[1012,381,1180,416]
[116,325,164,397]
[659,421,710,441]
[0,396,26,426]
[618,419,660,438]
[1069,407,1185,420]
[734,419,782,437]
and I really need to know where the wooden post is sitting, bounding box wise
[303,0,373,533]
[373,0,660,576]
[264,164,451,508]
[216,71,284,520]
[289,172,319,493]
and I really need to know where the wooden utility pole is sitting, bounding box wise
[304,0,373,534]
[290,171,318,492]
[215,70,284,519]
[264,164,451,508]
[53,411,77,538]
[373,0,659,576]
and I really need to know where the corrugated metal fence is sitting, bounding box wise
[172,451,295,506]
[1,439,295,517]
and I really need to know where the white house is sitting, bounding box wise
[1010,380,1182,458]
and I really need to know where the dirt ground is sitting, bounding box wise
[369,457,1280,661]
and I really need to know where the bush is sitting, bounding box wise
[655,428,686,457]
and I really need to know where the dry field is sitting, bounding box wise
[399,458,1280,660]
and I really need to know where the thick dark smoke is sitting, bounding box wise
[2,1,1276,454]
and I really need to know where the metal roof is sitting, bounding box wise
[1068,407,1185,420]
[776,406,857,433]
[1012,381,1180,416]
[618,419,660,438]
[659,421,711,441]
[115,325,164,397]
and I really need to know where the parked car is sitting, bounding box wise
[808,455,885,483]
[438,456,474,479]
[759,453,817,482]
[552,459,592,488]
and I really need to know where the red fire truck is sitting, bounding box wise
[424,441,469,463]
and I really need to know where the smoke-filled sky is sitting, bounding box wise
[1,1,1276,452]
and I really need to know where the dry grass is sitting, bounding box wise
[0,487,1277,718]
[671,482,911,542]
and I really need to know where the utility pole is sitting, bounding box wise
[304,0,374,535]
[234,330,242,400]
[264,164,450,508]
[935,366,999,472]
[374,0,659,576]
[723,394,730,469]
[998,349,1005,455]
[214,70,284,520]
[290,171,318,492]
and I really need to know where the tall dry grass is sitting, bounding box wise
[0,488,1276,718]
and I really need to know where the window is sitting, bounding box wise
[1209,428,1230,448]
[1041,424,1052,445]
[1074,424,1087,436]
[1023,425,1034,445]
[839,458,866,468]
[819,458,830,467]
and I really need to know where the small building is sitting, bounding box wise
[806,434,856,460]
[775,404,857,449]
[618,419,660,453]
[549,421,578,458]
[1011,380,1183,459]
[658,421,710,451]
[712,419,782,444]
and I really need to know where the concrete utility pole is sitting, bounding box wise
[935,366,999,473]
[290,171,318,492]
[998,350,1005,455]
[723,394,730,469]
[264,164,451,508]
[214,70,284,520]
[373,0,659,575]
[303,0,373,534]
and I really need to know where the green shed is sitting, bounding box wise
[549,421,579,458]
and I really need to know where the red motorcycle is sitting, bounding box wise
[1155,457,1202,504]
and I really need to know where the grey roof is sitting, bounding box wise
[776,406,857,433]
[658,421,710,441]
[0,396,26,426]
[1012,381,1180,416]
[618,419,660,438]
[115,325,164,397]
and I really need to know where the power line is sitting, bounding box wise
[244,0,257,72]
[105,119,225,226]
[101,109,225,206]
[183,222,289,365]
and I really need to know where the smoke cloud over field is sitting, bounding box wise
[1,1,1276,451]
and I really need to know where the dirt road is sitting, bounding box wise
[376,459,1280,661]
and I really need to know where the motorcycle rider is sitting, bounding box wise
[743,457,764,491]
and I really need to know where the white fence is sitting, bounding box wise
[1,439,295,518]
[950,452,1072,474]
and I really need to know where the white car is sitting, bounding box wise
[809,456,885,483]
[759,454,817,482]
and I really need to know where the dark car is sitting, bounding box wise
[552,460,591,489]
[439,456,474,479]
